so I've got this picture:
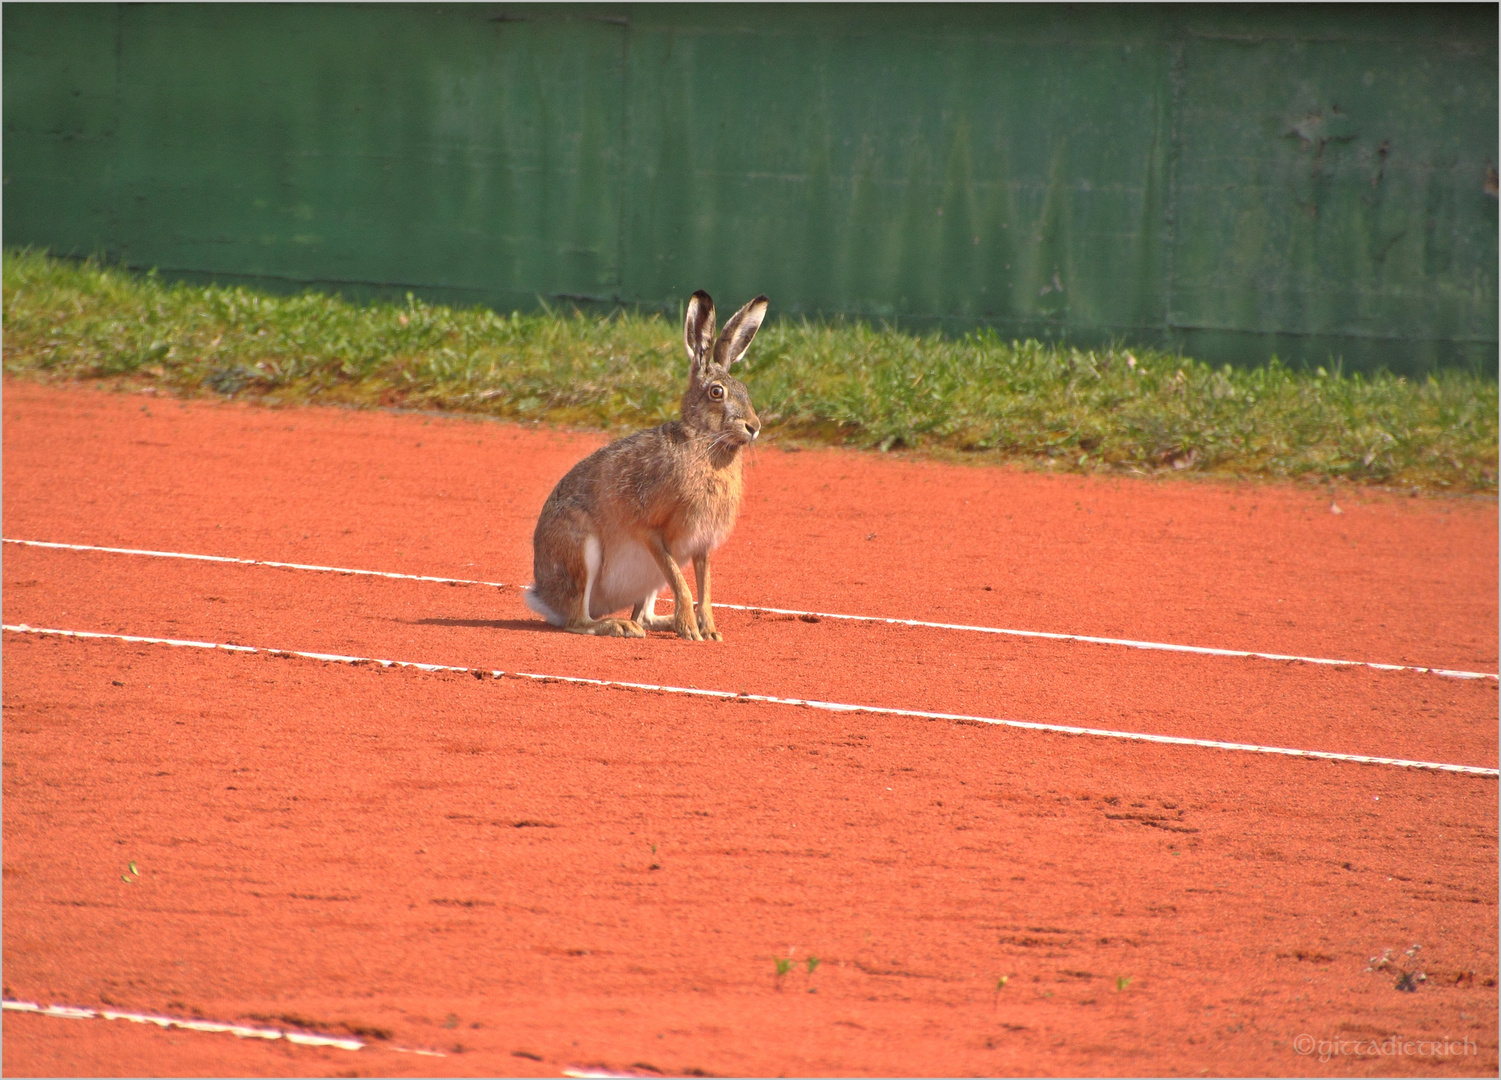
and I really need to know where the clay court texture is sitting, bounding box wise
[2,376,1497,1077]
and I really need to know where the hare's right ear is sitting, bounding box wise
[712,295,769,369]
[683,290,716,379]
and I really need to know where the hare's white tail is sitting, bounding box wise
[522,585,565,627]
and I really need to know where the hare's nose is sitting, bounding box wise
[746,419,760,441]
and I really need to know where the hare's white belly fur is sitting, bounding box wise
[590,538,661,618]
[523,524,730,626]
[588,526,725,619]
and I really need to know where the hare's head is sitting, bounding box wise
[680,291,765,446]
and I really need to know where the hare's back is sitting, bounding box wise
[540,426,674,513]
[582,425,687,511]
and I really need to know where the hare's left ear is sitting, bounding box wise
[712,295,769,368]
[684,291,716,379]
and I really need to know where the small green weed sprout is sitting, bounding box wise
[1116,976,1133,992]
[806,956,820,974]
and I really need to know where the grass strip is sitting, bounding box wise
[3,248,1495,492]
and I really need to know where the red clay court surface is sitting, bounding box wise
[2,377,1496,1077]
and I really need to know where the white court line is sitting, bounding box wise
[714,603,1499,682]
[2,537,508,588]
[0,998,448,1056]
[5,537,1495,682]
[0,999,356,1045]
[5,623,1496,778]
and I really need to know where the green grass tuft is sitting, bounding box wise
[4,248,1494,492]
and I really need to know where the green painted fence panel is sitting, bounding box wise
[619,6,1173,343]
[112,4,626,305]
[2,4,119,257]
[4,3,1495,374]
[1169,14,1498,373]
[6,3,627,307]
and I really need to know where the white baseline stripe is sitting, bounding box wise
[5,623,1495,778]
[1,998,448,1056]
[3,999,361,1051]
[715,603,1500,683]
[6,537,1494,682]
[1,537,508,588]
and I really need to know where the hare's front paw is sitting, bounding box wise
[672,613,704,641]
[695,606,722,641]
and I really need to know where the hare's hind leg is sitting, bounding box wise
[564,535,646,637]
[630,590,677,633]
[535,529,644,638]
[567,617,645,637]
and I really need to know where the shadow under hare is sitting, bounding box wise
[523,290,766,641]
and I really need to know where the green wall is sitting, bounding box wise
[5,3,1496,373]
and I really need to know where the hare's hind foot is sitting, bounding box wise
[629,597,703,641]
[633,613,701,640]
[565,617,646,638]
[631,592,675,633]
[630,592,709,639]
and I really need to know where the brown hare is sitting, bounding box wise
[523,291,766,640]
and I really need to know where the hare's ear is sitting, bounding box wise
[712,295,769,368]
[683,290,716,379]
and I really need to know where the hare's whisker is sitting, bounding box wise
[687,430,733,468]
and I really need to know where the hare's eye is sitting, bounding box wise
[708,384,726,401]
